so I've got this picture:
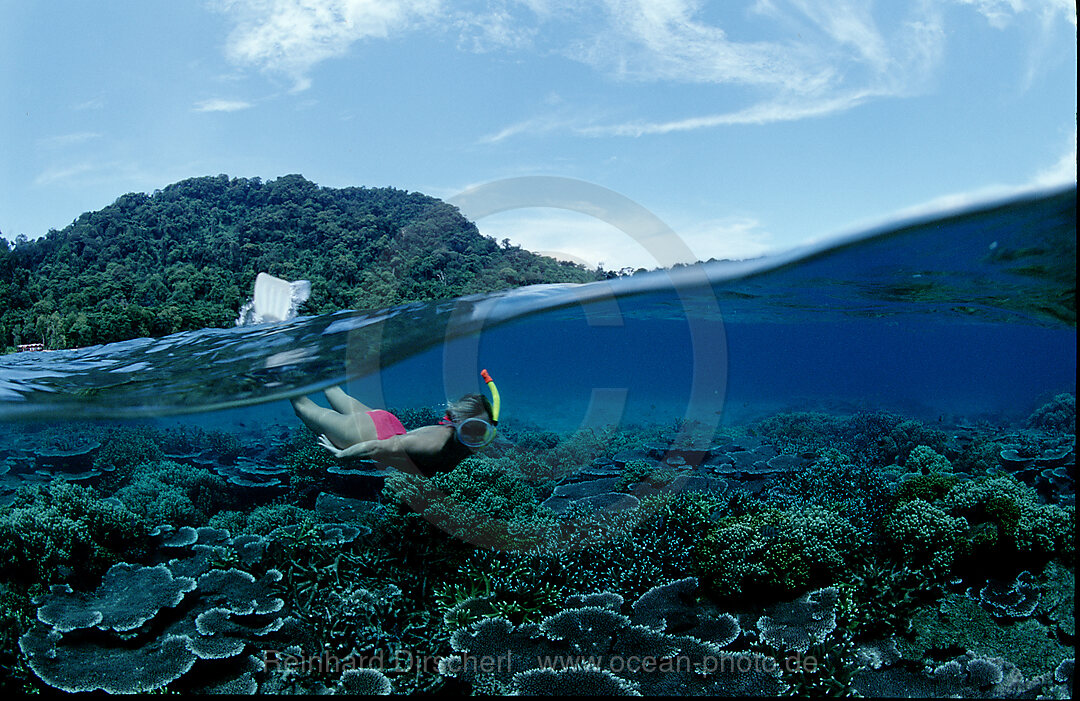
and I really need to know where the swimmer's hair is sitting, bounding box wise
[446,393,492,423]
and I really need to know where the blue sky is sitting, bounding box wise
[1,1,1075,271]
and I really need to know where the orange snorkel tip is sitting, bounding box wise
[481,368,500,424]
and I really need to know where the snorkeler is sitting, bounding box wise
[291,369,501,476]
[244,272,500,476]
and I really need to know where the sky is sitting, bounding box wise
[1,0,1076,271]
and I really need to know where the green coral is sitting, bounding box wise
[904,445,951,474]
[1025,393,1076,433]
[944,474,1074,566]
[209,503,319,536]
[883,499,969,577]
[696,505,861,602]
[615,459,676,492]
[384,454,556,550]
[0,482,146,587]
[114,460,234,527]
[893,471,962,505]
[763,448,892,539]
[750,412,947,468]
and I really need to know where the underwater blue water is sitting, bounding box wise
[0,186,1074,438]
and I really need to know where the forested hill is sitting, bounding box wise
[0,174,607,351]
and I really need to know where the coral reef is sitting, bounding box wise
[902,592,1071,678]
[753,587,839,653]
[441,579,785,696]
[1,404,1074,696]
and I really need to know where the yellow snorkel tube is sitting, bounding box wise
[456,369,501,448]
[481,368,500,425]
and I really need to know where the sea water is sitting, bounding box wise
[0,186,1073,437]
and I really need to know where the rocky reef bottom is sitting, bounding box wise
[0,394,1074,696]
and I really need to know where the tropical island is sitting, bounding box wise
[0,174,608,352]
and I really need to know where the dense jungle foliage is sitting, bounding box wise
[0,174,606,351]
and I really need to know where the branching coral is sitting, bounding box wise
[0,482,145,586]
[944,474,1074,567]
[763,448,892,539]
[751,411,947,468]
[883,499,969,577]
[114,460,233,527]
[696,506,861,602]
[904,445,952,474]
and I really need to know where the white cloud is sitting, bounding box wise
[475,209,662,270]
[955,0,1076,29]
[72,97,105,111]
[1032,128,1078,188]
[471,207,774,270]
[577,89,881,136]
[193,98,255,112]
[216,0,441,90]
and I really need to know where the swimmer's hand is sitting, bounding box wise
[317,434,345,458]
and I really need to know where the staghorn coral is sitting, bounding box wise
[762,448,892,539]
[114,460,234,527]
[750,411,947,468]
[384,453,556,550]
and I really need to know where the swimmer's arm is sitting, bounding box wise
[317,426,449,468]
[317,434,397,460]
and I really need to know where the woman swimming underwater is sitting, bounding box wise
[247,272,501,477]
[246,272,501,475]
[291,369,501,476]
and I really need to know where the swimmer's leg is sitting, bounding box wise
[290,396,375,448]
[324,386,373,415]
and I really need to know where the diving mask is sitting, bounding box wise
[456,369,500,448]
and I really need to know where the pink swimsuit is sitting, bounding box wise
[367,410,408,440]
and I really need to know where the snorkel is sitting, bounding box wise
[481,368,500,426]
[454,369,500,449]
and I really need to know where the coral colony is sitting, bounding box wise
[0,396,1075,696]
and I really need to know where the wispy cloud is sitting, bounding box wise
[193,98,254,112]
[72,97,105,111]
[215,0,440,91]
[34,163,99,186]
[577,90,881,137]
[37,132,103,149]
[212,0,1070,137]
